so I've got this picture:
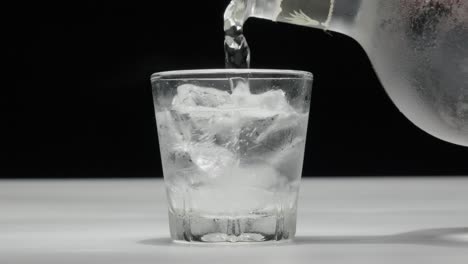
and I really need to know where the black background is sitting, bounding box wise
[5,0,468,178]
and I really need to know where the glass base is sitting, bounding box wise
[168,210,297,243]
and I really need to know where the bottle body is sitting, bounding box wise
[244,0,468,146]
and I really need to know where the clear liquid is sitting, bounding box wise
[224,26,250,68]
[224,0,251,68]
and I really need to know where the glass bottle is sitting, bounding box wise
[225,0,468,146]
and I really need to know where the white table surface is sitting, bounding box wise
[1,178,467,264]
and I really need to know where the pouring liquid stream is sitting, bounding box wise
[224,0,251,69]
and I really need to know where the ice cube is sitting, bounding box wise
[166,110,195,142]
[169,83,240,144]
[161,107,231,146]
[173,84,232,108]
[170,108,241,147]
[168,148,193,169]
[189,143,237,178]
[237,114,279,155]
[235,112,308,160]
[155,111,183,142]
[164,142,238,190]
[231,82,294,113]
[155,110,187,159]
[268,137,306,181]
[253,113,308,152]
[256,113,308,143]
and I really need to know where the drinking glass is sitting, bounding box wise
[151,69,312,243]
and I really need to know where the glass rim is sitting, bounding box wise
[151,69,313,81]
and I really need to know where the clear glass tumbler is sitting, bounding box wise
[151,69,312,243]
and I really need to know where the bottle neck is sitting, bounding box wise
[249,0,361,33]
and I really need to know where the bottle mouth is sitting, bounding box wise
[223,0,254,31]
[151,69,313,81]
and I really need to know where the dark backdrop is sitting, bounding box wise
[5,0,468,178]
